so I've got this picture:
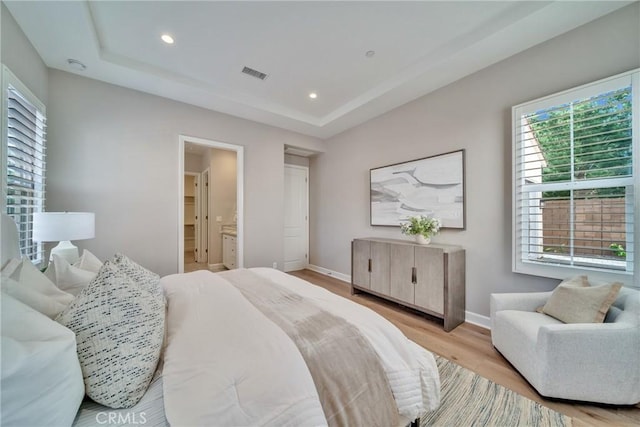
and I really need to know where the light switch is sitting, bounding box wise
[216,216,222,222]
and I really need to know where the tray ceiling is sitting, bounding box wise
[4,1,632,138]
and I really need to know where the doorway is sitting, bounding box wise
[284,165,309,272]
[178,135,244,273]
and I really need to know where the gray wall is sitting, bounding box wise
[45,70,324,276]
[3,1,638,317]
[184,153,205,173]
[1,2,48,254]
[207,148,237,265]
[310,4,640,319]
[1,3,48,104]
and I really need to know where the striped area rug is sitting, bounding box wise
[421,356,571,427]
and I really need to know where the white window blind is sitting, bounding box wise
[3,67,47,264]
[513,70,638,285]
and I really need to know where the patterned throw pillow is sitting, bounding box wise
[113,253,163,299]
[56,259,165,408]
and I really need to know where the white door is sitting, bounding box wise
[284,165,308,272]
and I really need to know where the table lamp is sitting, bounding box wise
[33,212,95,264]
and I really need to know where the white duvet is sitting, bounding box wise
[160,268,439,426]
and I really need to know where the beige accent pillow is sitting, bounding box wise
[535,276,589,314]
[558,275,589,287]
[541,282,622,323]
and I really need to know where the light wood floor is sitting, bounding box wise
[290,269,640,427]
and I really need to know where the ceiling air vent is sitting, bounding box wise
[242,66,268,81]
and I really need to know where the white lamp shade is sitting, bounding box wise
[32,212,95,242]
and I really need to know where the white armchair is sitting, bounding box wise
[490,287,640,405]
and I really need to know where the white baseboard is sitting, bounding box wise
[465,311,491,330]
[305,264,491,329]
[306,264,351,284]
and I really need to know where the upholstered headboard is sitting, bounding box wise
[2,213,22,269]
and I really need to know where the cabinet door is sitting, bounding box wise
[370,242,390,295]
[228,236,237,269]
[352,240,371,289]
[223,235,229,267]
[223,235,237,269]
[389,244,415,304]
[414,246,444,314]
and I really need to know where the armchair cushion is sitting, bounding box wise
[541,282,622,323]
[492,310,563,383]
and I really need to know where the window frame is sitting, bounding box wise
[1,65,47,265]
[512,69,639,287]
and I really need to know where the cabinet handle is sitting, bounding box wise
[411,267,417,285]
[368,259,372,272]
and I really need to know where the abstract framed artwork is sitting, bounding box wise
[370,149,465,228]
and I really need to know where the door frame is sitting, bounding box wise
[178,135,244,273]
[284,164,309,272]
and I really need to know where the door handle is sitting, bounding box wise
[411,267,417,284]
[368,259,372,272]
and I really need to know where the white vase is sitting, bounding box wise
[415,235,431,245]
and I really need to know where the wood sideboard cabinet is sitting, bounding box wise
[351,237,465,331]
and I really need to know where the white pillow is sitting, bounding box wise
[1,257,74,318]
[1,292,85,426]
[56,260,165,409]
[45,252,100,296]
[75,249,103,273]
[0,257,21,277]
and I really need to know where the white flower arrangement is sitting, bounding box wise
[400,215,441,238]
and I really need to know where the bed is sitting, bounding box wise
[1,213,440,426]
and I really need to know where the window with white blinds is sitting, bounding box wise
[513,70,638,285]
[2,67,47,264]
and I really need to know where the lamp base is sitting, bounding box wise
[49,241,80,264]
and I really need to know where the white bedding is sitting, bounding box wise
[161,270,327,427]
[73,371,167,427]
[250,268,440,416]
[161,268,439,426]
[72,267,440,427]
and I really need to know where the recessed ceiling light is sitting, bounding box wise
[309,92,318,99]
[67,59,87,71]
[365,50,376,58]
[161,34,175,44]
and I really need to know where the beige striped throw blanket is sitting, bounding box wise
[221,269,399,427]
